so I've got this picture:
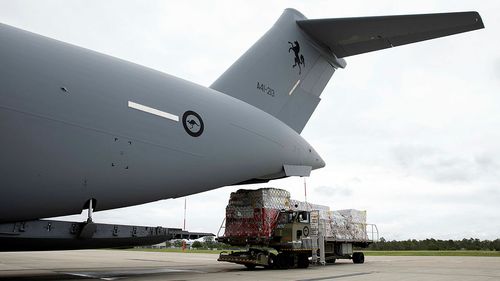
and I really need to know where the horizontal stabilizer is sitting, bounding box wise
[297,12,484,58]
[0,219,213,251]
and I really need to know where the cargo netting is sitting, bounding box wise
[224,188,290,239]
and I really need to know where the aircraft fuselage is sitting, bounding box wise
[0,24,323,222]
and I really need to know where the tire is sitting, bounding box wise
[352,252,365,264]
[275,253,286,269]
[265,253,276,269]
[276,253,293,269]
[244,264,256,269]
[297,254,309,268]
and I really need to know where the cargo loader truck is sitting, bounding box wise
[216,188,378,269]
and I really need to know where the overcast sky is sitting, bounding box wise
[1,0,498,240]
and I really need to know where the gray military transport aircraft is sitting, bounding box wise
[0,9,483,251]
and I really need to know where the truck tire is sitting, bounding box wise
[265,253,276,269]
[297,254,309,268]
[275,253,288,269]
[276,253,295,269]
[352,252,365,264]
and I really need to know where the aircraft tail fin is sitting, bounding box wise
[210,9,483,133]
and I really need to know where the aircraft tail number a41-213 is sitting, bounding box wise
[0,9,484,250]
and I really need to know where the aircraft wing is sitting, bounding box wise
[297,11,484,58]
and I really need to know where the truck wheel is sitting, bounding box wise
[276,253,294,269]
[244,264,256,269]
[275,253,287,269]
[297,254,309,268]
[352,252,365,264]
[265,253,276,269]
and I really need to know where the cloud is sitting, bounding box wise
[495,58,500,81]
[391,145,500,184]
[315,185,353,197]
[392,145,439,169]
[474,154,499,175]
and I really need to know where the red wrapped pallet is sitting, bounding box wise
[223,188,290,243]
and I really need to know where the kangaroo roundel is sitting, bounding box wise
[182,110,204,137]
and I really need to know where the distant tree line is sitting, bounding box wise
[165,237,500,251]
[365,238,500,251]
[166,236,240,250]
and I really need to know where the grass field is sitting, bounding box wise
[125,248,500,257]
[362,250,500,257]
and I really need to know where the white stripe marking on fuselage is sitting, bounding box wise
[288,79,300,96]
[128,101,179,122]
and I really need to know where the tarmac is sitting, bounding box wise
[0,250,499,281]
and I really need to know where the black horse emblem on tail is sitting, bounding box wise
[288,41,305,74]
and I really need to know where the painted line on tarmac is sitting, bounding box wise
[62,268,205,280]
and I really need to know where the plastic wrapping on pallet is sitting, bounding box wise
[224,188,291,238]
[320,209,368,240]
[290,200,329,213]
[289,199,331,223]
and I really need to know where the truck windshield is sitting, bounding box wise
[279,211,309,223]
[298,211,309,223]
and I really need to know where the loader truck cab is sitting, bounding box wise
[273,210,311,246]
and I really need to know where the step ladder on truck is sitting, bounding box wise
[216,188,378,269]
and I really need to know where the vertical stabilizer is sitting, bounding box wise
[210,9,345,133]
